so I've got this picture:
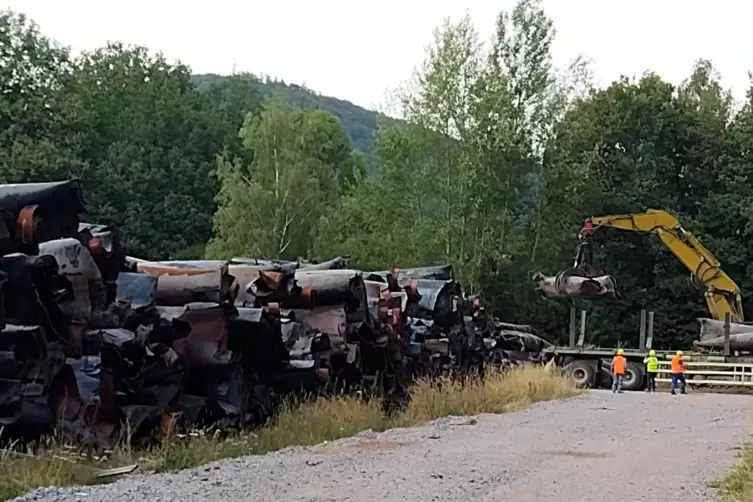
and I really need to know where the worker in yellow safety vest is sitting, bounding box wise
[643,349,658,392]
[611,348,627,393]
[670,350,687,395]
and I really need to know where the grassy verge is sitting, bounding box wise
[716,441,753,501]
[0,364,579,501]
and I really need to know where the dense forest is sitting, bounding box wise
[3,0,753,350]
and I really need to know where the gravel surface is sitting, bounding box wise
[14,390,753,502]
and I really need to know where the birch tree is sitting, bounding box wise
[207,101,359,260]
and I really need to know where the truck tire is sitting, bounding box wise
[563,360,595,388]
[622,362,645,391]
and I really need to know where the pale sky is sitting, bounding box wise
[4,0,752,110]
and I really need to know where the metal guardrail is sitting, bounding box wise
[654,360,753,386]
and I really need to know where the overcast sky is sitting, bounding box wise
[5,0,752,110]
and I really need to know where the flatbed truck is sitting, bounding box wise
[542,307,753,391]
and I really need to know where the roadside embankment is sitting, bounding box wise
[2,364,578,501]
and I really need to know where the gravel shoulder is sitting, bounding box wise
[15,390,753,502]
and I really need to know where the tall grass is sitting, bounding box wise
[0,364,580,501]
[716,441,753,501]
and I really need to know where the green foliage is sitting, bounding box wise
[206,101,360,260]
[316,0,566,301]
[62,43,229,259]
[0,10,85,182]
[192,74,385,175]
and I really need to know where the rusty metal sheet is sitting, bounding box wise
[293,306,347,336]
[244,265,302,307]
[158,302,232,367]
[368,265,453,282]
[228,264,263,305]
[40,238,108,320]
[137,261,229,305]
[296,270,369,323]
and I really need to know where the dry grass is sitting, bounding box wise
[716,442,753,501]
[0,364,579,501]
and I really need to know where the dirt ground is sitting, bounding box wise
[14,390,753,502]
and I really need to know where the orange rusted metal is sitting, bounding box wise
[16,205,38,249]
[266,302,280,316]
[258,270,283,289]
[137,263,215,277]
[157,412,179,441]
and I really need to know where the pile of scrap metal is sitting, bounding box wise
[0,181,305,448]
[466,306,553,371]
[0,180,554,449]
[364,266,553,378]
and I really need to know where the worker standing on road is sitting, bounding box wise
[643,349,658,392]
[611,348,627,393]
[670,350,687,395]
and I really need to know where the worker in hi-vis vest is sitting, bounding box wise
[611,348,627,393]
[670,350,687,395]
[643,349,658,392]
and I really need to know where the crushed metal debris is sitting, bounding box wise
[0,180,555,450]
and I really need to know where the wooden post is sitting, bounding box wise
[578,310,586,347]
[569,305,577,348]
[724,312,731,357]
[639,309,647,351]
[646,311,654,349]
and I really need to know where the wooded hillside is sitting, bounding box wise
[4,1,753,349]
[192,74,381,174]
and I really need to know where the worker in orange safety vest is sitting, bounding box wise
[670,350,687,395]
[611,348,627,393]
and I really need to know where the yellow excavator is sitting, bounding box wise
[569,209,744,323]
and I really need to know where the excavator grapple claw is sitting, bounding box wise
[533,219,622,302]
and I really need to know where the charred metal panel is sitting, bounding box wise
[40,238,108,320]
[116,272,158,311]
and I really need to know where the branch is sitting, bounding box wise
[277,213,295,256]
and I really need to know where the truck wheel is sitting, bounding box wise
[563,360,595,388]
[622,362,645,391]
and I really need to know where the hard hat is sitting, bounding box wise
[676,350,683,356]
[649,350,656,356]
[617,348,624,355]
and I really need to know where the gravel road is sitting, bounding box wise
[14,390,753,502]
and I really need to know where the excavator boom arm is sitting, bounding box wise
[585,209,743,322]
